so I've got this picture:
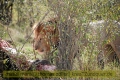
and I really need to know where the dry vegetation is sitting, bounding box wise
[0,0,120,80]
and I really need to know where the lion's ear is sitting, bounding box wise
[33,22,44,37]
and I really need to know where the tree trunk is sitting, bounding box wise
[0,0,14,25]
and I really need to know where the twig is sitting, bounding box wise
[33,41,37,59]
[49,47,57,54]
[6,27,17,50]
